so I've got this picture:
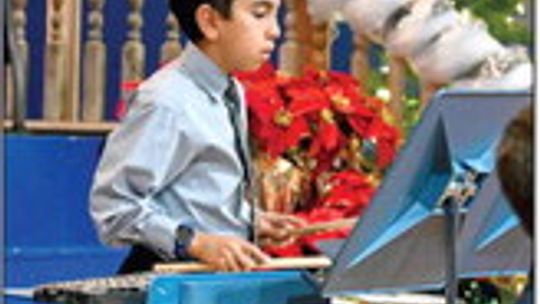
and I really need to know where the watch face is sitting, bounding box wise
[176,226,194,243]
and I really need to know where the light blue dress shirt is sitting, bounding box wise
[90,43,253,260]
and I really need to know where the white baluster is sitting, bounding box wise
[279,0,311,75]
[6,0,29,121]
[122,0,145,83]
[82,0,107,122]
[160,12,182,65]
[388,56,406,127]
[350,34,370,92]
[43,0,67,121]
[310,21,334,71]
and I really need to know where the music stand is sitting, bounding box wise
[321,90,531,303]
[458,173,531,278]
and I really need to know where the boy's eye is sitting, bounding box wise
[252,5,271,18]
[252,10,268,18]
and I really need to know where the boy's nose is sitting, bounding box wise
[267,19,281,40]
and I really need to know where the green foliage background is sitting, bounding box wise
[454,0,531,45]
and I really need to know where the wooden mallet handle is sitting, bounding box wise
[153,256,332,273]
[290,218,357,237]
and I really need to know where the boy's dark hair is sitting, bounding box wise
[496,104,533,236]
[169,0,234,43]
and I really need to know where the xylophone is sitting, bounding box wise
[31,256,332,304]
[27,219,348,304]
[24,255,448,304]
[26,219,348,304]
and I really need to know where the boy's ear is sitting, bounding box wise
[195,4,221,41]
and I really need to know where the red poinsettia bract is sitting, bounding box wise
[235,63,403,257]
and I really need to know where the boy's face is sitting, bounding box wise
[214,0,281,72]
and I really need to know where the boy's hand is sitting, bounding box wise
[188,232,271,272]
[257,211,307,245]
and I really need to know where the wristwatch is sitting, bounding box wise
[174,224,195,260]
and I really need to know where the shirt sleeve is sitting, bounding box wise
[89,97,195,260]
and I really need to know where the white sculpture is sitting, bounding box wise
[410,17,503,84]
[308,0,532,89]
[341,0,415,43]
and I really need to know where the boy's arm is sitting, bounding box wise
[90,95,273,270]
[90,100,194,260]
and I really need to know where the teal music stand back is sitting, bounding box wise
[322,90,531,297]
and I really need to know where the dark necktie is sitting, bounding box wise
[225,79,256,242]
[224,78,251,184]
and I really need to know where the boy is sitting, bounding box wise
[90,0,304,274]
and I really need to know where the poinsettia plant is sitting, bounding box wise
[235,63,404,257]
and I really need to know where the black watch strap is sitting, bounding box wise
[174,224,195,260]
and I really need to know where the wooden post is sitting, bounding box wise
[160,12,182,65]
[64,0,82,121]
[388,56,406,128]
[279,0,312,76]
[43,0,67,121]
[350,33,370,92]
[7,0,29,120]
[82,0,107,122]
[122,0,145,83]
[310,21,333,71]
[43,0,81,121]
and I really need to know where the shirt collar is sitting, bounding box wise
[179,43,230,102]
